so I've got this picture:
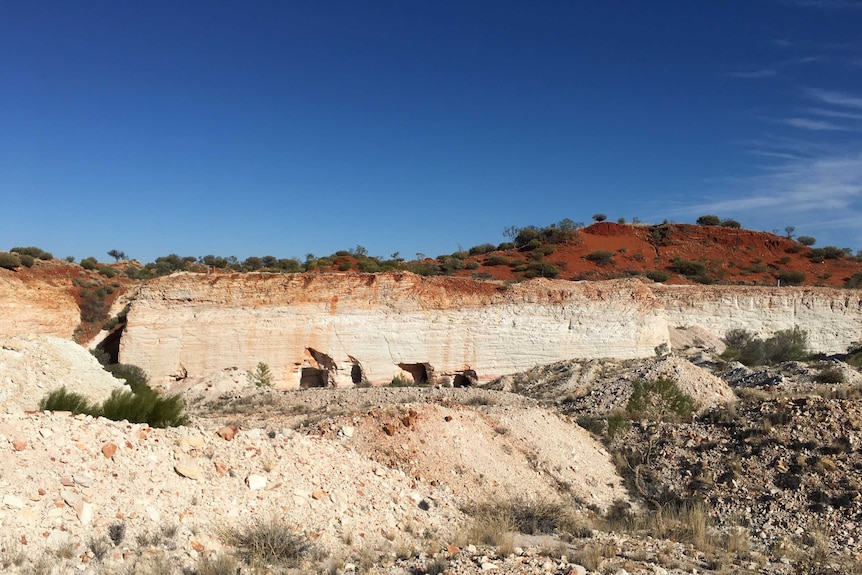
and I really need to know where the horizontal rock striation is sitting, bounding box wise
[653,284,862,354]
[121,273,668,387]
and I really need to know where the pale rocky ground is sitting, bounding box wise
[3,333,862,574]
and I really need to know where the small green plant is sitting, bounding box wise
[247,362,273,388]
[626,378,695,423]
[797,235,816,246]
[720,218,741,229]
[485,254,510,266]
[10,246,52,260]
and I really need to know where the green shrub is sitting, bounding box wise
[485,254,510,266]
[606,411,631,438]
[11,246,52,260]
[105,363,150,393]
[79,287,111,324]
[723,328,808,366]
[390,374,411,387]
[645,270,669,282]
[720,219,741,229]
[0,252,21,270]
[696,215,721,226]
[817,367,845,384]
[592,213,607,222]
[585,250,614,266]
[80,257,98,270]
[808,246,845,263]
[671,259,706,276]
[528,262,560,278]
[692,274,716,284]
[497,242,515,251]
[626,378,696,423]
[845,272,862,289]
[18,254,35,267]
[39,388,97,414]
[778,271,805,285]
[797,236,816,246]
[100,388,189,428]
[98,266,117,278]
[469,243,497,256]
[522,238,542,251]
[764,328,808,363]
[464,261,480,270]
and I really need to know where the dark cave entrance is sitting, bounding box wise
[300,367,329,388]
[453,369,478,388]
[397,362,434,385]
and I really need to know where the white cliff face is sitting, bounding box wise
[653,285,862,354]
[120,273,669,387]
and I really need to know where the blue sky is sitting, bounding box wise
[2,1,861,264]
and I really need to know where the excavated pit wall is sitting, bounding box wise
[120,273,668,387]
[653,285,862,354]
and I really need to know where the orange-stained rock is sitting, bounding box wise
[102,442,117,459]
[217,425,238,441]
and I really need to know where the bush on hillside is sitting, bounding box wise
[80,257,99,270]
[797,236,816,246]
[0,252,21,270]
[18,254,35,267]
[720,219,742,229]
[696,215,721,226]
[626,378,696,423]
[778,271,806,285]
[468,243,497,256]
[592,213,607,222]
[105,363,150,393]
[645,270,670,283]
[722,328,808,366]
[485,254,510,266]
[808,246,845,263]
[670,259,706,277]
[39,388,97,414]
[846,272,862,289]
[585,250,615,266]
[11,246,52,260]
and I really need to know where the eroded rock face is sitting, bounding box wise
[0,274,79,338]
[120,274,669,386]
[654,285,862,354]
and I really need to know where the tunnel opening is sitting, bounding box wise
[300,368,329,388]
[348,355,366,386]
[95,324,124,365]
[453,369,478,388]
[397,362,434,385]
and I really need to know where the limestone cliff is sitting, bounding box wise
[120,273,668,386]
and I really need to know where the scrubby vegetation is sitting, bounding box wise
[721,327,809,366]
[38,363,188,427]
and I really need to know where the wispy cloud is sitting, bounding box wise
[780,117,851,131]
[808,106,862,121]
[728,69,777,79]
[807,88,862,108]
